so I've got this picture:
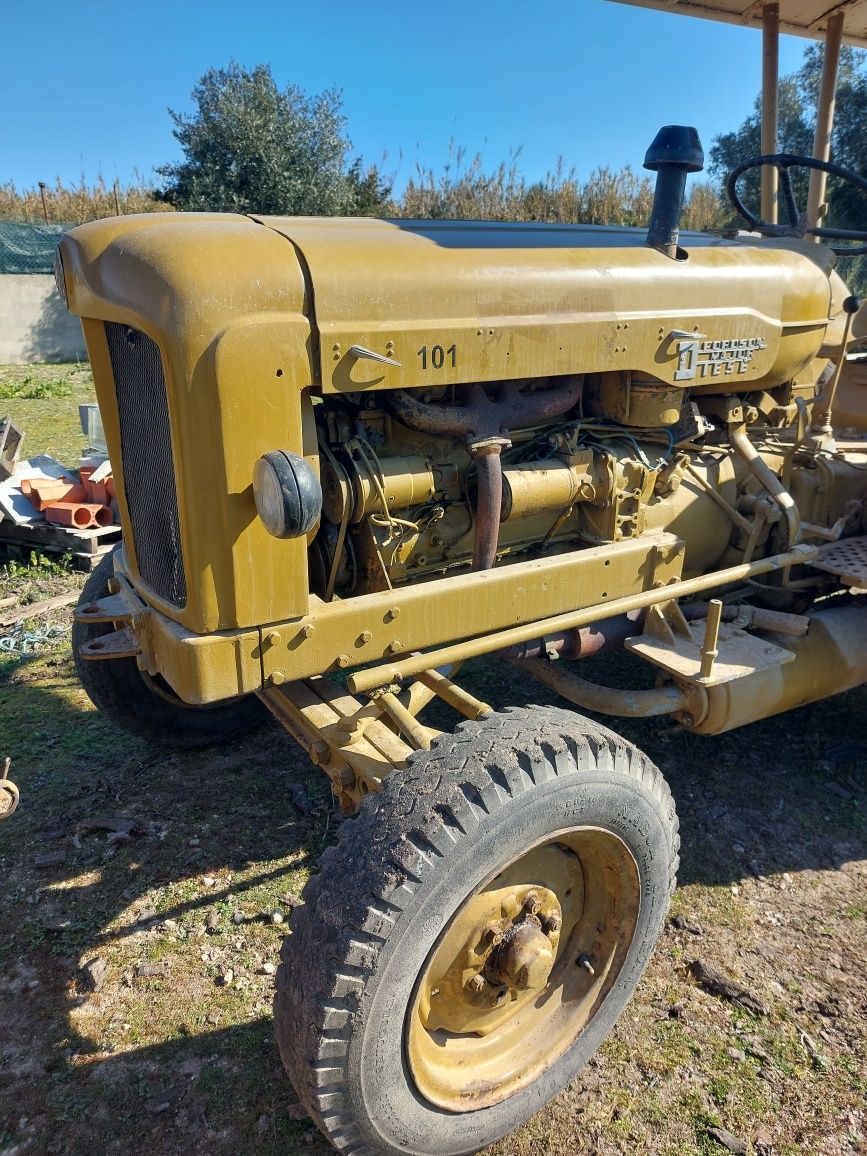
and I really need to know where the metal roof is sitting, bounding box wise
[607,1,867,47]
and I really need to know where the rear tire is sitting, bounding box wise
[275,704,678,1156]
[72,550,268,749]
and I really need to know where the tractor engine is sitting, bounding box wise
[311,373,867,600]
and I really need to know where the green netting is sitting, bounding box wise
[0,221,73,274]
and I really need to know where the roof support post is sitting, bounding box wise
[761,2,780,224]
[807,10,845,234]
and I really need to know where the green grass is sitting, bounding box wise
[0,362,96,467]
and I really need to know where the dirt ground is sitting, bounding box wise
[0,560,864,1156]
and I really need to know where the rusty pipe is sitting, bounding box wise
[389,376,583,573]
[498,609,644,661]
[471,443,505,570]
[516,657,688,717]
[388,376,583,441]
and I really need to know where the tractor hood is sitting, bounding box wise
[255,215,837,395]
[61,213,839,398]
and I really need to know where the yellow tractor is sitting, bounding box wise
[56,2,866,1151]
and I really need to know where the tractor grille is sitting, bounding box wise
[104,322,187,607]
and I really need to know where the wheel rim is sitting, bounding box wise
[405,826,640,1111]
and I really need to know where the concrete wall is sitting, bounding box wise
[0,274,87,363]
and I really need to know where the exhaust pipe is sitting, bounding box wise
[644,125,704,259]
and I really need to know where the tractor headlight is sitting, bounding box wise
[253,451,322,539]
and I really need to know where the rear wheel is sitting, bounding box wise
[275,704,678,1155]
[72,550,268,748]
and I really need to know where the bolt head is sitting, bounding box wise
[310,741,330,766]
[542,911,562,933]
[336,654,350,669]
[467,974,486,995]
[521,891,542,916]
[269,671,286,686]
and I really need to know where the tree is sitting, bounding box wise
[708,46,867,290]
[156,62,391,216]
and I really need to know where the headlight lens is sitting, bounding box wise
[253,451,321,539]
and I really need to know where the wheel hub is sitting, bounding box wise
[417,884,562,1035]
[407,830,640,1112]
[486,915,557,993]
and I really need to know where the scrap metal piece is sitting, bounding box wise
[0,757,19,821]
[0,418,23,481]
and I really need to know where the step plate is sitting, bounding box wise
[812,536,867,589]
[626,620,795,685]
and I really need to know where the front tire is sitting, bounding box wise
[72,550,268,749]
[275,705,678,1156]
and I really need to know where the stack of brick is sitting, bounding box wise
[21,468,115,529]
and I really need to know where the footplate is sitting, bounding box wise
[625,601,795,686]
[811,535,867,589]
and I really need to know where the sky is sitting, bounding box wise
[4,0,813,194]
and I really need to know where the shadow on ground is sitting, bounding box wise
[0,646,864,1155]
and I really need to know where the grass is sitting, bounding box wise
[0,602,864,1155]
[0,176,171,225]
[0,166,728,233]
[0,362,97,467]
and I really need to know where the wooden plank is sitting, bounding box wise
[0,592,79,627]
[0,518,121,556]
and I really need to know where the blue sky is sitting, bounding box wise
[5,1,812,193]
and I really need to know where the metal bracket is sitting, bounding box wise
[79,627,139,660]
[73,592,134,625]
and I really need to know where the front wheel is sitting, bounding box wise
[72,550,268,749]
[275,704,678,1156]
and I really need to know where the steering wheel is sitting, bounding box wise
[726,154,867,256]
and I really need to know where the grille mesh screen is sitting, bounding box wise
[104,323,187,607]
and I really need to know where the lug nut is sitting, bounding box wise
[481,922,504,948]
[521,891,541,916]
[542,911,561,933]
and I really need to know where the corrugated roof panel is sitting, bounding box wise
[606,1,867,47]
